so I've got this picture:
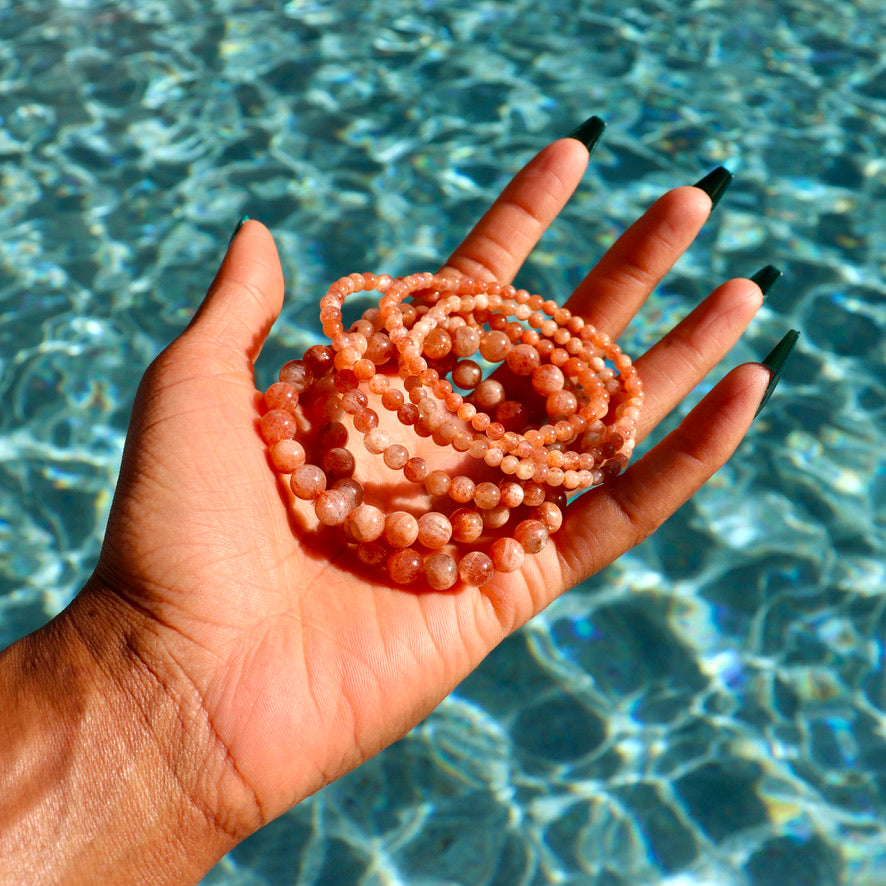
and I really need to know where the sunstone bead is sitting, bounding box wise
[290,464,326,500]
[404,457,429,483]
[481,505,510,529]
[320,447,355,479]
[424,470,451,497]
[531,363,565,396]
[449,475,475,504]
[473,379,505,410]
[453,326,480,357]
[458,551,495,586]
[473,481,501,510]
[423,553,458,590]
[260,409,298,444]
[505,343,541,376]
[452,359,482,390]
[384,511,419,547]
[314,489,353,526]
[490,537,524,573]
[417,511,452,548]
[450,508,483,543]
[269,439,306,473]
[364,427,391,455]
[387,548,423,584]
[279,359,315,392]
[264,381,300,414]
[344,504,385,542]
[514,519,549,554]
[546,389,579,420]
[498,481,524,509]
[332,477,364,507]
[357,540,388,567]
[535,501,563,533]
[317,420,348,449]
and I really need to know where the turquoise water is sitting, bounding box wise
[1,1,885,883]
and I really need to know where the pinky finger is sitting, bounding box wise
[554,360,774,589]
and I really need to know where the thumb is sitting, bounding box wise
[181,218,285,369]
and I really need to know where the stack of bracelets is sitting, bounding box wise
[259,272,643,590]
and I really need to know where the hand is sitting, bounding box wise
[0,130,775,885]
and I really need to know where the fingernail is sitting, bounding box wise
[566,116,606,154]
[228,214,250,247]
[755,329,800,418]
[693,166,732,209]
[749,264,783,297]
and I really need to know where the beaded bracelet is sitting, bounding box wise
[259,273,643,589]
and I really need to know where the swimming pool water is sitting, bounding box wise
[2,1,885,883]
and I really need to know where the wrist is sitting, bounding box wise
[0,579,256,885]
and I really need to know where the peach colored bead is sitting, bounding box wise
[522,483,546,507]
[423,327,452,359]
[531,363,565,396]
[383,444,410,470]
[483,447,504,468]
[505,343,541,376]
[473,481,501,510]
[453,325,481,357]
[384,511,419,547]
[468,438,489,460]
[260,409,298,444]
[450,508,484,543]
[353,358,376,380]
[314,489,352,526]
[279,359,314,392]
[473,379,505,410]
[514,519,549,553]
[471,411,491,432]
[546,389,579,420]
[424,470,451,497]
[353,408,379,433]
[357,540,388,567]
[490,537,524,573]
[332,477,364,507]
[535,501,563,533]
[363,428,391,455]
[270,439,306,473]
[495,400,528,433]
[321,447,355,479]
[424,553,459,590]
[387,548,423,584]
[499,481,524,508]
[345,504,385,542]
[452,359,482,390]
[264,381,300,414]
[452,432,472,452]
[449,475,476,504]
[404,457,429,483]
[458,551,495,586]
[417,511,452,548]
[368,374,388,395]
[482,505,510,529]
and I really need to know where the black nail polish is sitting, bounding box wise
[693,166,733,209]
[567,116,606,154]
[755,329,800,418]
[228,214,250,247]
[749,265,783,297]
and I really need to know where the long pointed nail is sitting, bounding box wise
[228,214,250,247]
[755,329,800,418]
[749,264,783,297]
[693,166,733,209]
[567,116,606,154]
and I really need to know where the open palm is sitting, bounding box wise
[81,135,770,839]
